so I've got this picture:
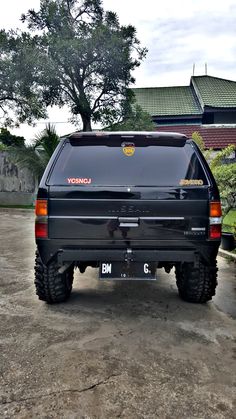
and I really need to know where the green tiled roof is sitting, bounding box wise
[133,86,202,116]
[192,75,236,108]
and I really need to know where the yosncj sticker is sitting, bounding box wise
[67,178,92,184]
[122,142,135,157]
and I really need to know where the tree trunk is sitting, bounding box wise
[81,114,92,132]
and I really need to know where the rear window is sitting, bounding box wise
[48,137,209,187]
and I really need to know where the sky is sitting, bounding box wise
[1,0,236,140]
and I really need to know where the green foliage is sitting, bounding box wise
[0,128,25,147]
[223,209,236,235]
[108,104,156,131]
[0,142,7,151]
[0,30,47,126]
[210,145,236,214]
[9,124,59,181]
[34,124,59,157]
[212,163,236,213]
[0,0,147,131]
[210,144,235,170]
[203,147,213,163]
[224,208,236,226]
[191,131,205,151]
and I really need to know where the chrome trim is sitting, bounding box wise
[50,216,117,220]
[119,223,139,227]
[141,217,184,220]
[50,216,185,220]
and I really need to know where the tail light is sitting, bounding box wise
[35,222,48,238]
[209,224,222,239]
[210,201,222,217]
[35,199,48,239]
[209,201,222,240]
[35,199,48,216]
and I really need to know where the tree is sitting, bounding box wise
[0,128,25,148]
[108,103,156,131]
[210,145,236,214]
[0,30,47,126]
[9,124,59,182]
[6,0,146,131]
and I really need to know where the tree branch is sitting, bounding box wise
[92,83,109,112]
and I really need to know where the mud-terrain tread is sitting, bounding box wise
[34,251,74,304]
[175,260,218,303]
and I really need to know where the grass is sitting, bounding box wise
[0,204,34,209]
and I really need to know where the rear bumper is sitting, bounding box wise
[37,238,220,266]
[57,248,198,264]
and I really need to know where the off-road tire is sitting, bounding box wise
[175,259,218,303]
[34,251,74,304]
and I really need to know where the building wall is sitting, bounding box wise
[213,111,236,124]
[0,152,36,205]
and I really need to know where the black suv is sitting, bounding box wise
[34,131,222,304]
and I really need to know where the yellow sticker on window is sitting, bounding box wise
[179,179,204,186]
[122,142,135,157]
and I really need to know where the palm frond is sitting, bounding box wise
[7,124,59,182]
[34,123,59,158]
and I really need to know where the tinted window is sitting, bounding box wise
[49,138,208,187]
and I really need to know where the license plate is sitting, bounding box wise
[99,262,156,280]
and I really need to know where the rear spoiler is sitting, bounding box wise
[68,131,187,147]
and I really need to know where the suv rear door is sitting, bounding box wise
[47,133,210,243]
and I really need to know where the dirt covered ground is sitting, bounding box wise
[0,209,235,419]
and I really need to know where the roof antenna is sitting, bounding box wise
[205,63,208,75]
[192,63,195,76]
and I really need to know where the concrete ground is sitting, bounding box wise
[0,209,235,419]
